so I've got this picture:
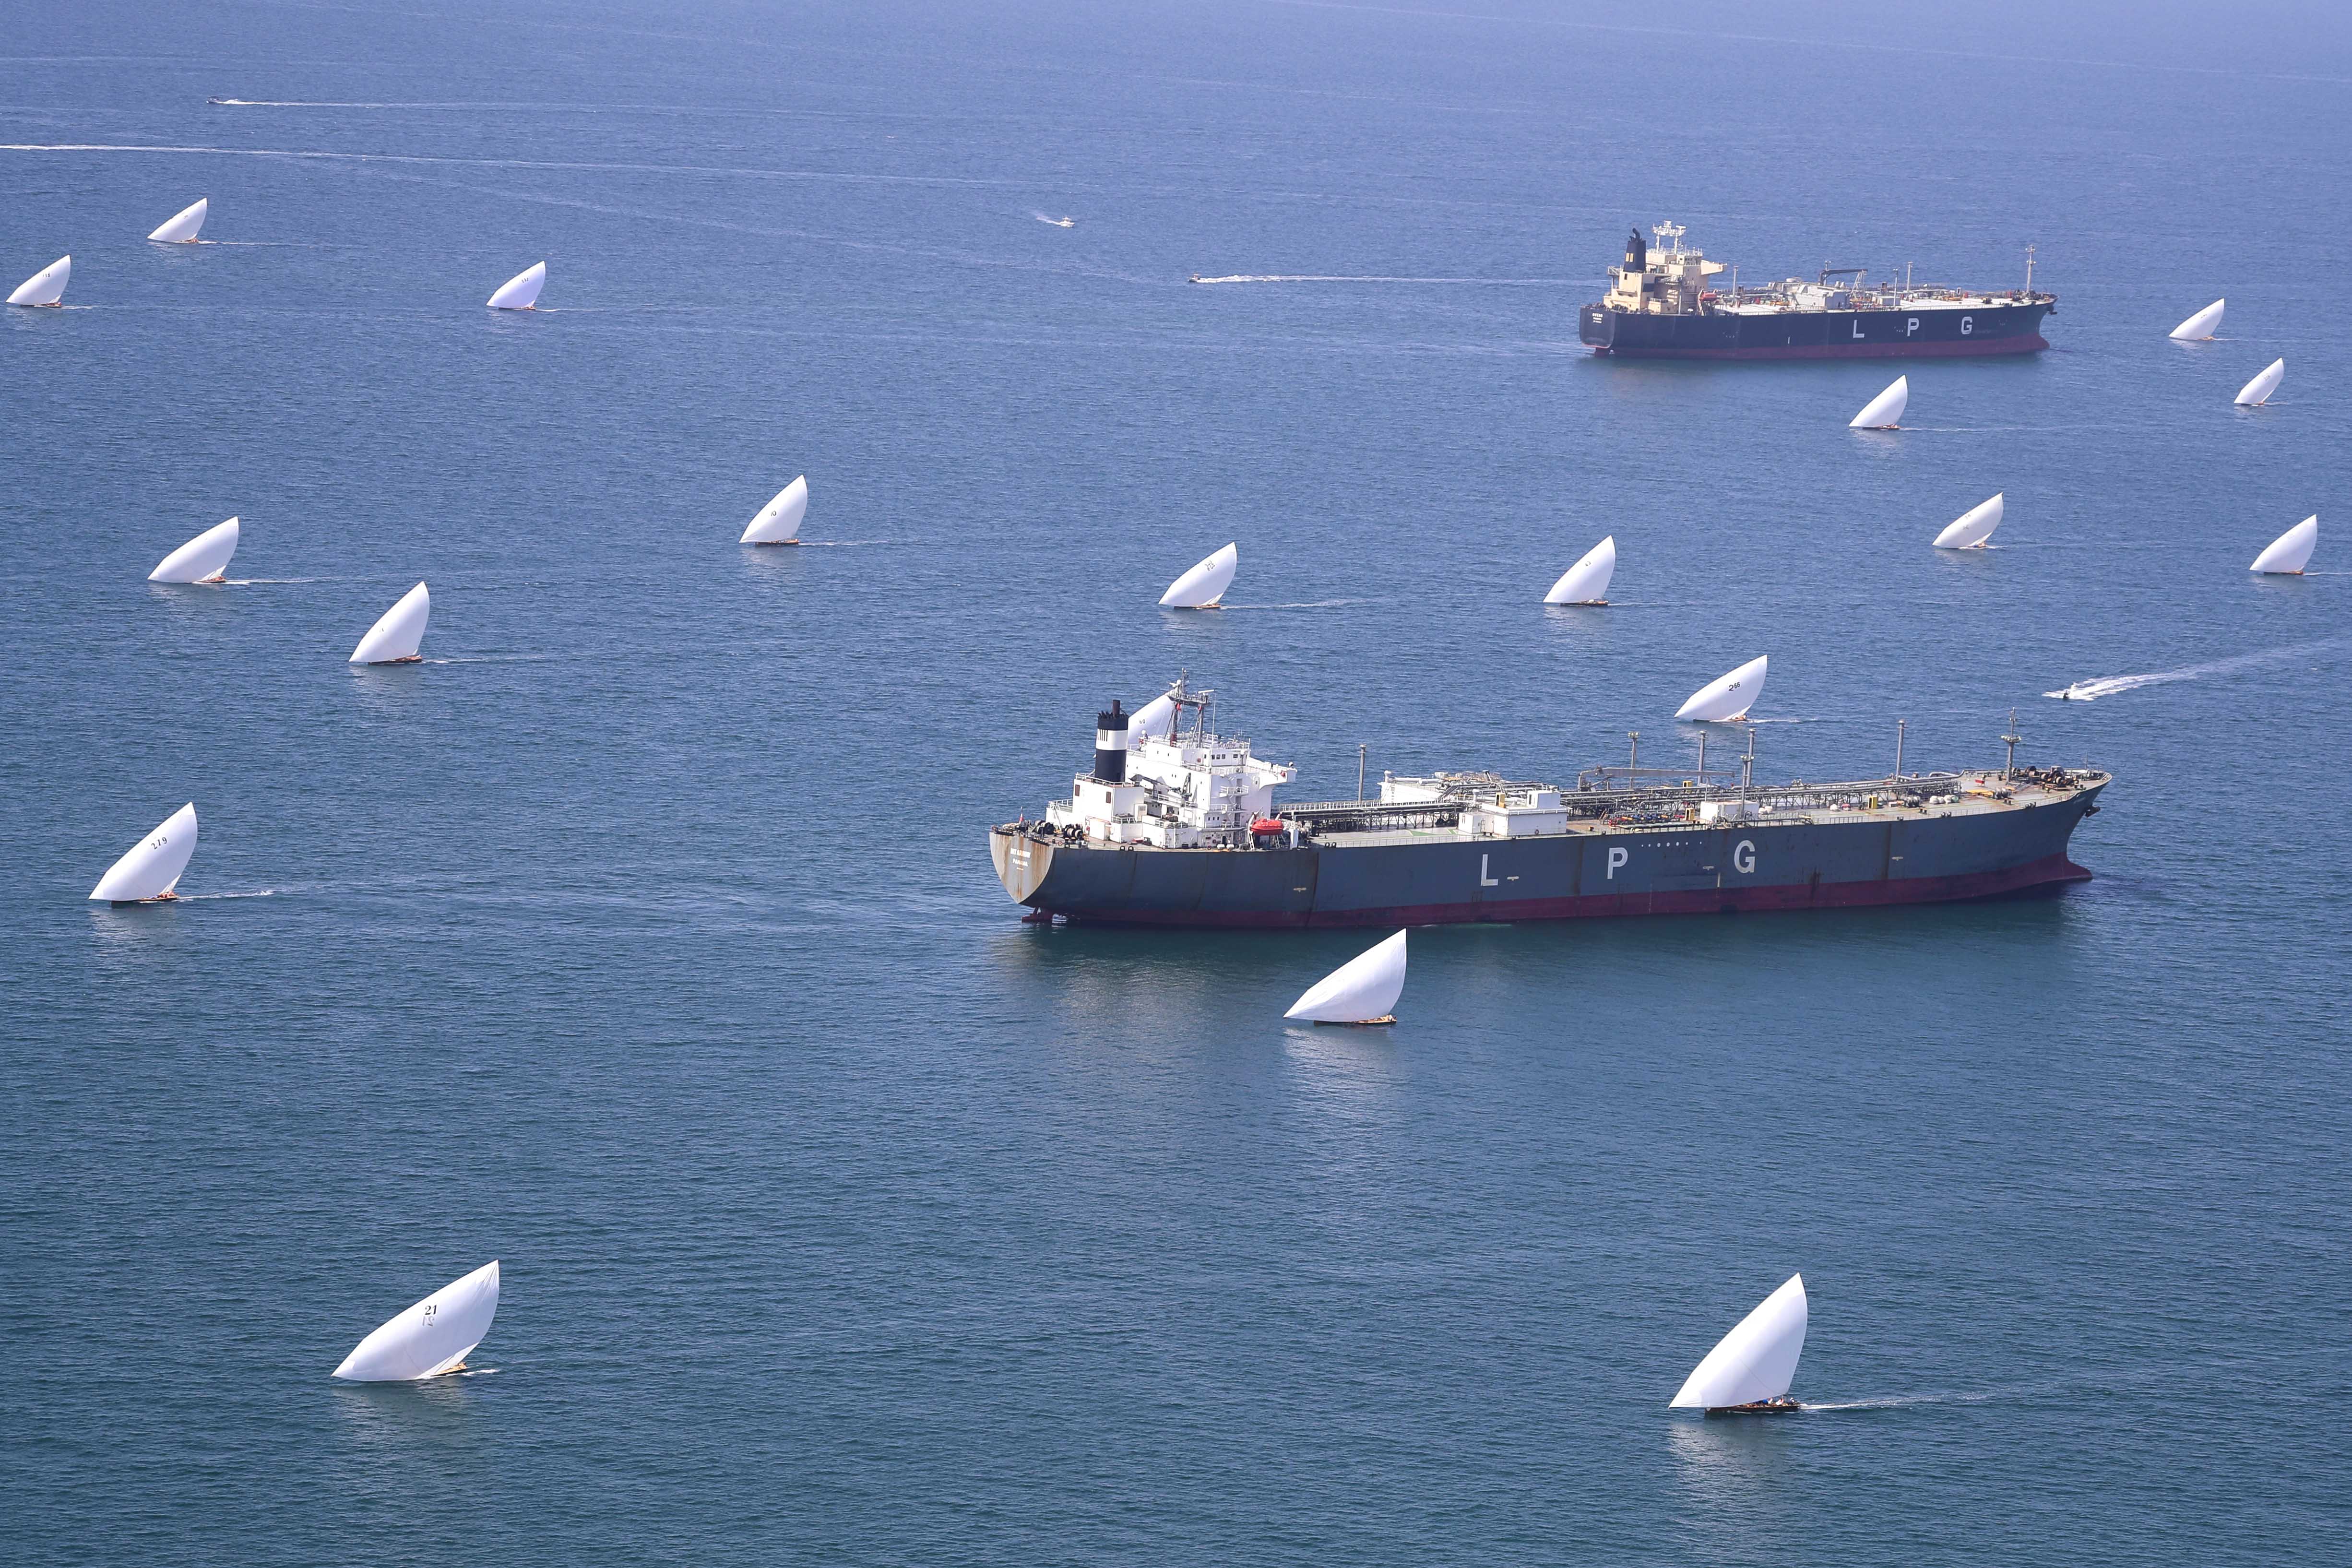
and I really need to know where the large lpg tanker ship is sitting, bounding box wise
[1580,222,2055,359]
[990,680,2107,929]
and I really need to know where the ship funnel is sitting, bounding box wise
[1626,227,1645,272]
[1093,699,1129,784]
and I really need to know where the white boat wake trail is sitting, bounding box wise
[1803,1392,1993,1412]
[1222,598,1374,611]
[1190,273,1577,285]
[2046,637,2343,701]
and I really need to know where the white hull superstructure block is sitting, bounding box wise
[1544,535,1616,604]
[1045,678,1294,849]
[1676,655,1768,722]
[2169,298,2223,340]
[739,475,808,544]
[333,1260,501,1381]
[2251,514,2317,574]
[1849,376,1907,429]
[149,198,209,243]
[1284,930,1407,1023]
[1933,494,2004,549]
[350,582,430,663]
[149,517,240,583]
[1160,543,1237,608]
[1671,1273,1808,1410]
[487,262,546,310]
[2234,358,2284,406]
[90,803,199,902]
[9,255,70,307]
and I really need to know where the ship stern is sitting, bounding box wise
[990,826,1056,907]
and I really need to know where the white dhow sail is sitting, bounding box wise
[149,198,209,243]
[333,1260,501,1382]
[350,582,430,664]
[1933,493,2004,549]
[8,255,70,307]
[2251,514,2317,574]
[1675,654,1767,722]
[89,803,198,903]
[1544,535,1616,604]
[2234,358,2284,406]
[2169,298,2223,341]
[1284,930,1407,1024]
[486,261,546,310]
[148,517,240,583]
[739,475,808,544]
[1160,543,1238,608]
[1670,1273,1808,1410]
[1848,376,1907,429]
[1129,689,1177,741]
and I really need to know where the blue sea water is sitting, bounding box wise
[3,1,2349,1562]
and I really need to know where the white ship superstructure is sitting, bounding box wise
[1044,680,1295,848]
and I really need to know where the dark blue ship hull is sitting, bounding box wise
[991,779,2105,928]
[1581,300,2052,359]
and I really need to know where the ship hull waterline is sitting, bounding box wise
[993,784,2103,929]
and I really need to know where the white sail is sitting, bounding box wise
[148,517,240,582]
[738,475,808,544]
[350,582,430,663]
[1848,375,1907,429]
[332,1260,501,1381]
[486,261,546,310]
[2234,358,2284,406]
[89,802,198,902]
[1675,654,1768,722]
[1670,1273,1808,1409]
[1284,930,1407,1023]
[1159,543,1238,608]
[2168,298,2223,340]
[2251,514,2317,574]
[149,198,208,243]
[1129,689,1177,741]
[1544,535,1616,604]
[1933,493,2004,549]
[8,255,70,307]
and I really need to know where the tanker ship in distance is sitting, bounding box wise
[1580,222,2055,359]
[990,679,2108,929]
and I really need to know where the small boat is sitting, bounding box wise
[1848,375,1907,429]
[333,1260,501,1381]
[2169,298,2224,341]
[738,475,808,545]
[2234,357,2285,407]
[2251,514,2317,575]
[1046,216,1076,228]
[1675,654,1767,722]
[1670,1273,1808,1416]
[486,261,546,310]
[1159,543,1238,608]
[1188,273,1204,284]
[148,198,209,244]
[1284,930,1407,1024]
[8,255,71,308]
[1933,493,2004,549]
[350,582,430,664]
[89,803,199,903]
[1544,535,1616,605]
[148,517,239,583]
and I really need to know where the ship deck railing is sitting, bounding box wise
[1279,768,2101,837]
